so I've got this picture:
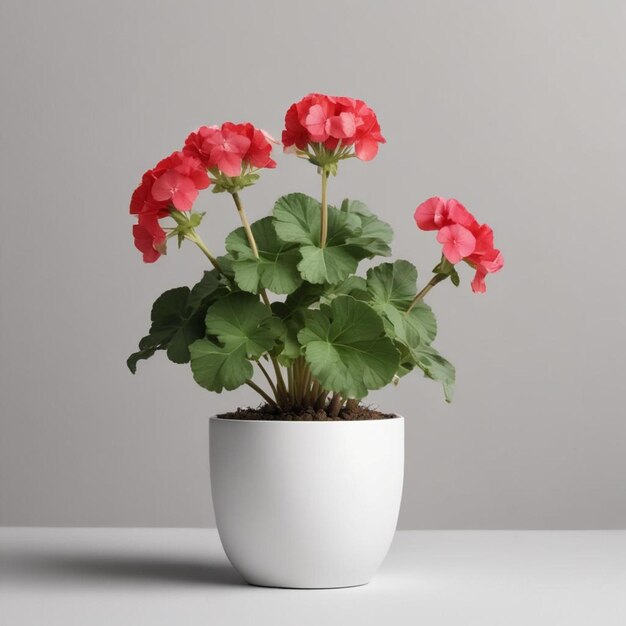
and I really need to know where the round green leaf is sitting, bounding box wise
[189,340,252,392]
[273,193,363,285]
[204,292,282,359]
[226,217,302,295]
[341,199,393,258]
[298,296,399,398]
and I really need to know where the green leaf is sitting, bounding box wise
[273,193,362,284]
[283,283,324,314]
[298,296,399,398]
[127,273,223,372]
[323,275,369,302]
[226,217,302,295]
[339,198,371,217]
[147,287,204,365]
[366,260,418,312]
[297,244,360,284]
[341,199,393,258]
[450,269,460,287]
[127,341,158,374]
[270,302,305,366]
[412,345,456,402]
[204,292,283,359]
[282,276,369,315]
[271,193,325,245]
[277,318,305,366]
[151,286,190,324]
[214,254,236,281]
[188,270,221,310]
[189,340,252,392]
[366,260,437,345]
[361,260,451,398]
[273,193,319,243]
[384,308,454,402]
[189,292,283,392]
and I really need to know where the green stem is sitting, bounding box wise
[301,363,311,406]
[186,232,225,276]
[246,380,278,408]
[257,360,278,401]
[230,192,288,402]
[406,273,447,315]
[309,379,320,406]
[232,192,260,257]
[287,366,294,406]
[320,167,329,248]
[231,191,270,308]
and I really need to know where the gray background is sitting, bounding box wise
[1,0,624,529]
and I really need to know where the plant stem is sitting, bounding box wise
[232,191,259,257]
[301,366,311,406]
[346,398,359,412]
[257,360,278,401]
[406,273,447,315]
[287,365,294,406]
[187,232,225,276]
[328,393,343,417]
[246,380,278,408]
[230,192,288,402]
[309,379,320,406]
[320,167,329,248]
[314,389,329,410]
[231,191,270,307]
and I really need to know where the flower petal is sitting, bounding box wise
[437,224,476,264]
[414,196,447,231]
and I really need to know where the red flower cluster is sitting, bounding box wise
[282,93,385,161]
[130,151,209,263]
[414,197,504,293]
[130,121,277,263]
[183,123,277,177]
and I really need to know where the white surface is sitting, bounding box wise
[1,529,624,625]
[210,416,404,587]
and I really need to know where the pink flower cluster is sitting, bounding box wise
[130,151,210,263]
[130,123,276,263]
[414,197,504,293]
[183,123,276,177]
[282,93,385,161]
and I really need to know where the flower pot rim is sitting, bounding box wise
[210,414,404,425]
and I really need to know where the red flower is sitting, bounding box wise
[283,103,310,151]
[129,151,209,262]
[133,214,166,264]
[129,171,169,217]
[469,249,504,293]
[152,151,210,191]
[245,126,277,170]
[130,152,209,215]
[414,197,504,293]
[183,122,277,177]
[413,196,448,230]
[436,224,476,264]
[151,170,199,212]
[282,93,385,162]
[414,197,477,231]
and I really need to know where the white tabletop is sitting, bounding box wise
[1,528,624,625]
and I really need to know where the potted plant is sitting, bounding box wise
[128,93,504,589]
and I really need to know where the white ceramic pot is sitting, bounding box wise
[209,415,404,588]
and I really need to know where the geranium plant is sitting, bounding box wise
[128,93,503,416]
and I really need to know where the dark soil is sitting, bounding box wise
[216,405,395,421]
